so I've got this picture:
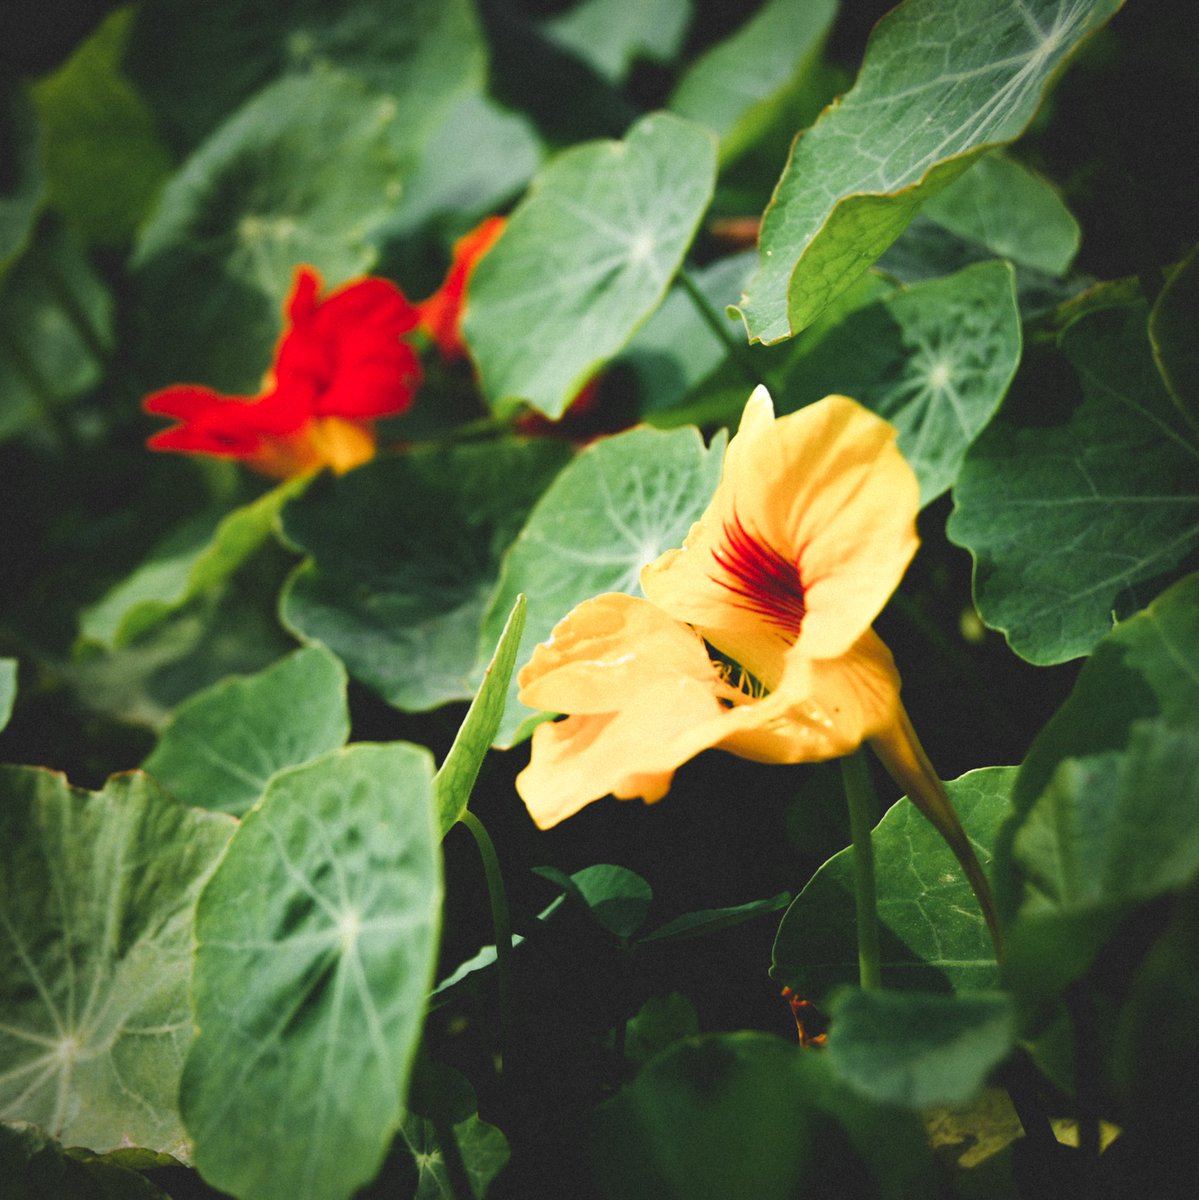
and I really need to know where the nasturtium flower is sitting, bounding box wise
[144,266,422,478]
[516,387,994,931]
[417,215,506,363]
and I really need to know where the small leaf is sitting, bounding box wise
[0,658,15,733]
[921,151,1081,276]
[948,302,1199,664]
[0,766,235,1155]
[622,994,700,1067]
[279,442,568,712]
[479,422,726,745]
[736,0,1123,343]
[434,594,527,837]
[0,88,45,280]
[142,645,349,815]
[669,0,836,165]
[826,988,1015,1110]
[466,111,718,418]
[182,743,441,1200]
[638,892,791,946]
[30,8,173,247]
[772,767,1013,997]
[542,0,691,85]
[79,477,307,650]
[535,863,653,940]
[781,260,1022,503]
[1149,243,1199,424]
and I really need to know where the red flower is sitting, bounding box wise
[144,267,422,478]
[417,216,506,363]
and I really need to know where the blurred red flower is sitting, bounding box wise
[144,266,422,478]
[417,215,506,363]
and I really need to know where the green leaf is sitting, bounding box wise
[948,301,1199,664]
[130,71,403,392]
[378,90,543,241]
[397,1090,510,1200]
[535,864,653,940]
[142,646,349,815]
[79,477,307,650]
[772,767,1013,997]
[279,442,568,712]
[181,743,441,1200]
[590,1032,936,1200]
[0,89,45,280]
[781,260,1022,503]
[622,994,700,1068]
[735,0,1123,343]
[0,658,15,733]
[478,422,726,746]
[434,595,526,838]
[0,1121,171,1200]
[921,152,1081,276]
[0,221,113,443]
[623,251,757,417]
[542,0,690,84]
[0,766,235,1155]
[638,892,791,946]
[124,0,486,152]
[668,0,836,166]
[465,112,718,419]
[1149,243,1199,426]
[30,8,173,248]
[825,988,1015,1110]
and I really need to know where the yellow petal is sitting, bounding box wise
[641,390,920,683]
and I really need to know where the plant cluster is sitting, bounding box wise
[1,1,1196,1198]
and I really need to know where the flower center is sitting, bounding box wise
[710,514,806,638]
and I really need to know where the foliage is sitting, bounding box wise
[1,1,1195,1198]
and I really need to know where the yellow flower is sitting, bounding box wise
[516,387,997,938]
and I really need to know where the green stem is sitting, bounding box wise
[430,1111,474,1200]
[677,266,764,390]
[842,749,883,991]
[460,809,515,1070]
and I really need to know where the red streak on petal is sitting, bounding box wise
[710,513,806,637]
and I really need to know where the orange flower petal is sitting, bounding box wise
[641,388,919,683]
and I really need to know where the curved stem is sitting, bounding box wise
[842,749,883,991]
[677,266,764,390]
[460,809,515,1070]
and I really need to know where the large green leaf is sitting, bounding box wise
[124,0,485,152]
[948,301,1199,664]
[668,0,836,166]
[30,8,173,248]
[542,0,691,85]
[825,987,1015,1110]
[772,767,1012,998]
[920,151,1081,276]
[781,260,1022,503]
[433,595,526,837]
[142,646,349,815]
[465,112,718,419]
[0,766,235,1155]
[130,71,403,392]
[590,1032,936,1200]
[478,422,726,745]
[181,743,441,1200]
[279,441,569,712]
[0,221,112,443]
[735,0,1123,343]
[79,478,307,650]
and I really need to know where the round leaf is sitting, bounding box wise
[182,743,441,1200]
[465,111,718,418]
